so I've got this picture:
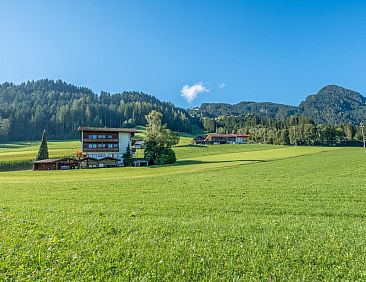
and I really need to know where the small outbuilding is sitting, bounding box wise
[98,156,120,168]
[79,156,99,168]
[192,136,205,145]
[32,158,80,170]
[133,158,149,167]
[79,156,120,168]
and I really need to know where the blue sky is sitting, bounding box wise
[1,1,366,107]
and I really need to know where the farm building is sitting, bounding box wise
[32,157,80,170]
[192,136,205,145]
[79,156,120,168]
[78,127,137,165]
[204,134,250,144]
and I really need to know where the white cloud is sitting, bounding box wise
[219,82,226,89]
[180,82,209,103]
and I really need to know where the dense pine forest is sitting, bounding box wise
[0,80,193,141]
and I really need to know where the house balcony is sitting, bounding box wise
[83,138,119,143]
[83,148,119,152]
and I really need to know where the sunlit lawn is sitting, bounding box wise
[1,145,366,280]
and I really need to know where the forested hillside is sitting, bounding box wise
[299,85,366,124]
[193,85,366,125]
[192,102,298,119]
[0,80,193,141]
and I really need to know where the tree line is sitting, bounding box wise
[201,115,365,146]
[0,79,194,141]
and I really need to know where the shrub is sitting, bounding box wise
[155,148,176,165]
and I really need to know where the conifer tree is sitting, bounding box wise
[123,144,133,166]
[36,130,49,160]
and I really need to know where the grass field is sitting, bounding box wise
[1,143,366,280]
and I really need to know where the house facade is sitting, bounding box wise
[78,127,137,163]
[192,135,205,145]
[204,134,250,144]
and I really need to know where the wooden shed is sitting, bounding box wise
[32,158,80,170]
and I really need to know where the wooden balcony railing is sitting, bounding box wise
[83,138,119,143]
[83,148,119,152]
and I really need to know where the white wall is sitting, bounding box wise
[119,132,132,155]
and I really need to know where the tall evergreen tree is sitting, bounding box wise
[36,130,49,160]
[123,144,133,166]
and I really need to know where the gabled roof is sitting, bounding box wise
[32,158,61,164]
[78,127,138,133]
[194,135,205,139]
[80,156,99,161]
[32,157,80,164]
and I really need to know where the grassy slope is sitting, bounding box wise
[1,145,366,280]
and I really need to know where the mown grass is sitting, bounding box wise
[1,145,366,280]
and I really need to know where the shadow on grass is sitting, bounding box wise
[0,142,34,149]
[174,144,208,148]
[147,159,268,168]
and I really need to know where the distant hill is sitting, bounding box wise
[0,79,193,141]
[193,101,298,120]
[299,85,366,124]
[193,85,366,125]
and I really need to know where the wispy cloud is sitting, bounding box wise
[180,82,209,103]
[219,82,226,89]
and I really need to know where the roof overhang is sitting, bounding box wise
[78,127,138,133]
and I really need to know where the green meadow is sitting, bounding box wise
[1,142,366,280]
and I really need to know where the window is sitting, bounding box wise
[98,135,106,139]
[108,135,113,139]
[98,153,105,158]
[88,134,97,139]
[97,144,104,148]
[113,144,118,148]
[108,144,113,148]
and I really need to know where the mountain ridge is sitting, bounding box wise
[194,84,366,125]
